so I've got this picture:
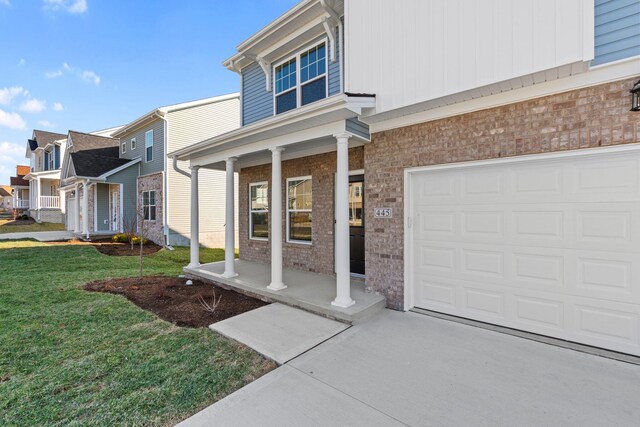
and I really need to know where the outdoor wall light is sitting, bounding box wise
[631,79,640,112]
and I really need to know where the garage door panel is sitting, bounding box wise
[410,147,640,356]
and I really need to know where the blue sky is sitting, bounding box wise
[0,0,298,184]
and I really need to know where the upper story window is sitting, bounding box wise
[145,130,153,162]
[131,138,136,151]
[47,149,54,171]
[275,41,327,115]
[121,142,126,154]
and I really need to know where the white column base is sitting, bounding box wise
[186,262,201,270]
[222,271,239,279]
[267,282,287,291]
[331,296,356,308]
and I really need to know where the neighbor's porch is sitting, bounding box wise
[185,259,385,324]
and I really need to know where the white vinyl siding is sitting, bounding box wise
[166,96,240,247]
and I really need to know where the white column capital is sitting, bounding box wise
[269,146,285,154]
[333,132,354,142]
[190,165,200,172]
[225,157,238,164]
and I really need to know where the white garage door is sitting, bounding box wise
[409,146,640,356]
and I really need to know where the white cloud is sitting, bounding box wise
[20,98,47,113]
[0,109,26,130]
[0,141,26,184]
[45,69,63,79]
[18,58,25,66]
[43,0,87,14]
[53,102,64,111]
[81,70,100,85]
[37,120,55,128]
[0,87,24,106]
[0,0,10,7]
[45,62,100,85]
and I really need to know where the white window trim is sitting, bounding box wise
[121,142,126,154]
[273,38,329,115]
[131,137,136,151]
[145,130,153,163]
[249,181,269,241]
[142,190,157,222]
[47,149,54,170]
[286,175,312,245]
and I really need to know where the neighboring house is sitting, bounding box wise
[171,0,640,357]
[0,186,13,210]
[110,94,240,247]
[9,165,30,215]
[59,131,139,240]
[22,130,68,223]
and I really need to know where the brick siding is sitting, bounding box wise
[138,172,164,246]
[365,77,640,309]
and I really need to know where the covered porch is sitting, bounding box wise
[170,94,381,321]
[185,259,384,324]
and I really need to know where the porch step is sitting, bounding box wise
[184,260,386,325]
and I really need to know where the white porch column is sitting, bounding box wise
[82,182,89,239]
[74,184,81,233]
[332,133,355,308]
[187,166,201,269]
[222,157,238,278]
[267,147,286,291]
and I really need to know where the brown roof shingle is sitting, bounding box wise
[30,130,67,150]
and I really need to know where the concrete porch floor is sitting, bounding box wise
[184,260,386,324]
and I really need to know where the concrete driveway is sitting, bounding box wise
[180,310,640,426]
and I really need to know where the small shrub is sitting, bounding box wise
[112,233,130,243]
[131,236,149,246]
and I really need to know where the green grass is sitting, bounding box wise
[0,243,274,426]
[0,220,65,234]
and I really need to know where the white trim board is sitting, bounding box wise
[365,56,640,134]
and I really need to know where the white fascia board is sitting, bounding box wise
[98,158,142,180]
[112,111,164,138]
[160,93,240,114]
[365,56,640,134]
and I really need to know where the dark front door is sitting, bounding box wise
[349,175,365,275]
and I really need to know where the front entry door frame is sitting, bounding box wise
[335,169,365,277]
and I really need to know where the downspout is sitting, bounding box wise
[158,111,170,247]
[172,156,191,179]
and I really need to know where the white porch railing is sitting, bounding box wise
[39,196,60,209]
[16,200,29,209]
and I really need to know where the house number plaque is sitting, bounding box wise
[374,208,393,218]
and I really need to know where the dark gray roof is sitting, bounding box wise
[30,130,67,150]
[65,130,129,177]
[10,176,29,187]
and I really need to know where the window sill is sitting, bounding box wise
[286,240,312,246]
[249,237,269,242]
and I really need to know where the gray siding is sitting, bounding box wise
[242,62,273,125]
[241,27,344,126]
[594,0,640,65]
[95,184,110,231]
[346,117,370,140]
[118,119,165,176]
[106,163,140,232]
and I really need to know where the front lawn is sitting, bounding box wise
[0,219,65,234]
[0,242,275,426]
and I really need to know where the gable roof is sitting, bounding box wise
[0,186,12,197]
[16,165,30,176]
[64,131,126,178]
[29,130,67,150]
[10,176,29,187]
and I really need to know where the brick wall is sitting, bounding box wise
[239,147,364,274]
[138,172,164,246]
[365,77,640,309]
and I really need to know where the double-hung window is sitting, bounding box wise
[249,182,269,240]
[121,142,126,154]
[46,149,54,171]
[286,177,312,243]
[131,138,136,151]
[142,190,156,221]
[145,130,153,162]
[275,41,327,115]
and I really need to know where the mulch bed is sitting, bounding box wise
[84,276,269,327]
[90,242,163,256]
[2,219,35,226]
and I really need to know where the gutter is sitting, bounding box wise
[172,156,191,178]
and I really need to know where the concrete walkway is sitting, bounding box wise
[179,310,640,427]
[210,303,349,364]
[0,230,73,241]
